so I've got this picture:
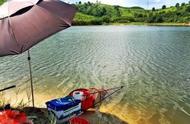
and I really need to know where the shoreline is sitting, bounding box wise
[73,22,190,27]
[0,107,128,124]
[112,22,190,26]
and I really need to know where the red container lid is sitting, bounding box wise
[70,117,89,124]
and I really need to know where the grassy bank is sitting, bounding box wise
[110,22,190,26]
[73,21,190,26]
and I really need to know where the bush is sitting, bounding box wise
[175,3,180,8]
[186,5,190,12]
[162,5,166,9]
[181,3,186,6]
[102,16,110,23]
[91,18,103,25]
[152,7,156,11]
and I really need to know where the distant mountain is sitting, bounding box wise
[73,1,190,25]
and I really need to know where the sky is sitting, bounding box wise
[62,0,190,9]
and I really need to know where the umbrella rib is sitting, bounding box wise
[7,17,23,54]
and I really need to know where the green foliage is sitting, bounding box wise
[186,5,190,12]
[130,6,144,10]
[0,0,4,5]
[73,12,97,25]
[175,3,180,8]
[181,3,186,6]
[74,2,190,25]
[162,5,166,9]
[152,7,156,11]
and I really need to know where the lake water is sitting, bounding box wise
[0,26,190,124]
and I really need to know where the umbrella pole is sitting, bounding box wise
[27,50,35,108]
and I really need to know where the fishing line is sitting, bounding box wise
[94,86,124,106]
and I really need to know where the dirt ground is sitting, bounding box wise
[22,107,128,124]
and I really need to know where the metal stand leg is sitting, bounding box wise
[27,50,35,108]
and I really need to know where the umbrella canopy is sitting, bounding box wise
[0,0,76,107]
[0,0,76,56]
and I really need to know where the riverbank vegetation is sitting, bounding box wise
[73,1,190,25]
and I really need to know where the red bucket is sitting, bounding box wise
[0,110,32,124]
[70,117,89,124]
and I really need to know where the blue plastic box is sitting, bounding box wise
[46,96,82,122]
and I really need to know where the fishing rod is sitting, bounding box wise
[0,85,16,92]
[90,86,124,95]
[94,86,124,107]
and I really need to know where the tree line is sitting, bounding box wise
[73,1,190,25]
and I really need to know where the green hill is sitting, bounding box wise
[73,1,190,25]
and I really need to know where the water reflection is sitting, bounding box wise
[0,26,190,124]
